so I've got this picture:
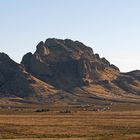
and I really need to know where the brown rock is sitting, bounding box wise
[0,38,139,105]
[21,38,120,89]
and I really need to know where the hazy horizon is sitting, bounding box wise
[0,0,140,72]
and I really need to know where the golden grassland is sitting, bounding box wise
[0,104,140,140]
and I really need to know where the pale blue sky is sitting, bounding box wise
[0,0,140,72]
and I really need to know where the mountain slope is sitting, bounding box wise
[0,53,58,101]
[0,38,140,105]
[21,38,120,89]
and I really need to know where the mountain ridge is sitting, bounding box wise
[0,38,140,105]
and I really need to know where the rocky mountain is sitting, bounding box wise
[0,52,57,101]
[0,38,140,105]
[21,39,119,88]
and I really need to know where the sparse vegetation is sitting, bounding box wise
[35,108,50,112]
[0,104,140,140]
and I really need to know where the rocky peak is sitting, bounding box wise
[0,38,139,104]
[21,38,120,89]
[0,53,11,62]
[21,52,33,72]
[45,38,64,47]
[35,41,49,56]
[126,70,140,81]
[0,53,20,88]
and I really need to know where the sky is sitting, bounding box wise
[0,0,140,72]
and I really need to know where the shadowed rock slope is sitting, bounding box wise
[0,52,58,103]
[0,38,140,105]
[21,39,120,89]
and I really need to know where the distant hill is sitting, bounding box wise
[0,38,140,105]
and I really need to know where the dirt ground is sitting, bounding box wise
[0,104,140,140]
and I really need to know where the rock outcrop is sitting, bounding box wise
[0,52,57,99]
[21,38,120,89]
[0,38,140,105]
[113,71,140,95]
[0,53,19,85]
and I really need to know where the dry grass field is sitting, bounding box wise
[0,104,140,140]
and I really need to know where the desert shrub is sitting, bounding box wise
[35,108,50,112]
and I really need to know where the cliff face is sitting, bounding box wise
[0,52,57,99]
[21,38,120,89]
[0,38,140,105]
